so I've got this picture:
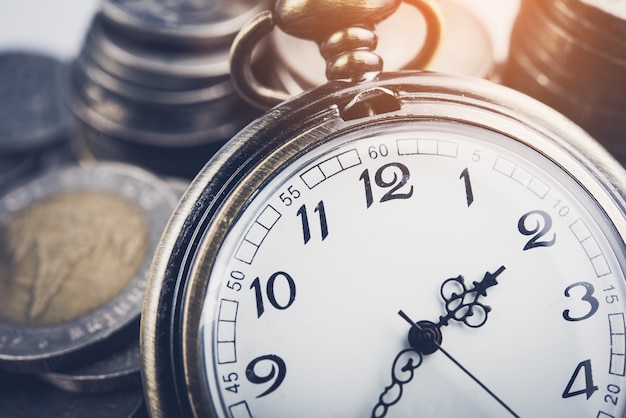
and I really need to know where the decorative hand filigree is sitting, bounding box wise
[371,348,423,418]
[371,266,515,418]
[436,265,506,328]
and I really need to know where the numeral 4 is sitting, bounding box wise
[563,359,598,400]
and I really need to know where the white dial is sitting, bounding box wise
[197,121,626,417]
[140,72,626,418]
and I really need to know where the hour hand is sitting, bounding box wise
[437,265,506,328]
[371,347,423,418]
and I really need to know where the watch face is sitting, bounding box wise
[142,73,626,418]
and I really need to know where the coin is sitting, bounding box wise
[39,336,141,393]
[69,111,247,179]
[507,7,626,104]
[100,0,267,47]
[0,371,147,418]
[63,11,262,179]
[538,0,626,56]
[83,15,232,89]
[502,0,626,163]
[0,52,72,153]
[0,162,179,372]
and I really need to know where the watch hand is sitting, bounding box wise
[371,266,511,417]
[436,265,506,328]
[399,311,521,418]
[371,348,423,418]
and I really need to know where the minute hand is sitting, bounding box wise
[436,265,506,329]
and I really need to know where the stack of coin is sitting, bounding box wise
[64,0,268,179]
[0,162,179,415]
[0,52,73,194]
[501,0,626,163]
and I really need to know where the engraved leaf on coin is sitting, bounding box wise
[0,191,149,326]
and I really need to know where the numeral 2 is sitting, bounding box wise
[518,210,556,250]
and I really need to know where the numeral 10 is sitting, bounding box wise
[250,271,296,318]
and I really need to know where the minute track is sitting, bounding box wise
[141,72,626,418]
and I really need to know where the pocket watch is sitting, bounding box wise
[141,1,626,417]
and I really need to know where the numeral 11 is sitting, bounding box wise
[297,201,328,244]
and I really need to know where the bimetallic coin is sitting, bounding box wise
[270,0,495,94]
[100,0,267,47]
[39,336,141,394]
[0,163,179,372]
[0,52,72,153]
[0,371,146,418]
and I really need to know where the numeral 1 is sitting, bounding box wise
[459,167,474,207]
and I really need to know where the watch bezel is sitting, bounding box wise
[141,71,626,418]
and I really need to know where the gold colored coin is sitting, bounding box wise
[0,191,149,327]
[0,162,179,372]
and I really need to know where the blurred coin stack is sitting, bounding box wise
[64,0,267,179]
[0,52,73,194]
[501,0,626,163]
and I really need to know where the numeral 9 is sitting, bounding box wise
[246,354,287,398]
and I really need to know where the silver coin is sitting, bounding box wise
[100,0,267,47]
[0,52,72,153]
[0,162,179,372]
[39,336,141,393]
[84,15,232,89]
[64,64,258,144]
[75,52,236,107]
[0,371,146,418]
[72,120,235,179]
[64,48,259,149]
